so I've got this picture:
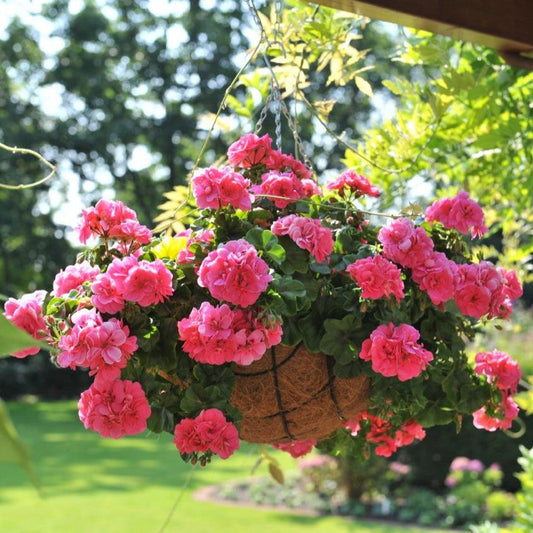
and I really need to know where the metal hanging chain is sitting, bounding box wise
[245,0,313,168]
[271,0,283,151]
[245,0,284,150]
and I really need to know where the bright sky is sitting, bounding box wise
[1,0,197,235]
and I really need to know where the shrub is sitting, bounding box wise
[486,491,517,522]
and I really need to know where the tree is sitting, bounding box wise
[343,33,533,281]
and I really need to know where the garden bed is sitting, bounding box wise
[192,457,515,532]
[193,475,463,531]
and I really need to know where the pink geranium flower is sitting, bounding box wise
[326,170,380,197]
[122,259,174,308]
[473,393,519,432]
[273,440,317,458]
[90,255,138,314]
[178,302,242,365]
[475,350,522,393]
[4,290,48,358]
[360,323,433,381]
[394,420,426,447]
[57,310,137,377]
[454,262,516,319]
[198,240,272,307]
[301,179,321,197]
[345,412,397,457]
[271,214,334,263]
[192,166,252,211]
[345,413,425,457]
[91,272,125,315]
[178,303,281,366]
[52,261,101,297]
[78,378,151,439]
[266,150,313,181]
[378,218,434,269]
[498,267,523,300]
[173,418,207,454]
[108,220,153,250]
[252,170,305,208]
[173,408,240,459]
[196,409,240,459]
[346,255,404,300]
[425,191,487,238]
[175,228,215,264]
[231,308,283,365]
[77,199,148,244]
[411,252,457,305]
[227,133,272,168]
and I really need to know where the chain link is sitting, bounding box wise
[254,90,274,134]
[243,0,265,40]
[273,0,283,50]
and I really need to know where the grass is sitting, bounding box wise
[1,401,451,533]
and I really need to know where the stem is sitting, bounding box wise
[253,193,408,219]
[297,90,442,176]
[156,464,197,533]
[0,142,57,190]
[155,39,263,234]
[191,39,263,174]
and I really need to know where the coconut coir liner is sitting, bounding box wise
[230,343,370,444]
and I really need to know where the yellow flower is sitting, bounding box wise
[152,236,189,260]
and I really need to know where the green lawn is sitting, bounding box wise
[1,401,449,533]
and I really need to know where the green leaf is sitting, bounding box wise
[382,79,402,95]
[271,278,306,300]
[281,319,303,346]
[279,238,309,274]
[265,244,286,264]
[515,390,533,415]
[179,385,203,415]
[319,314,363,361]
[309,262,331,274]
[244,227,266,249]
[355,76,373,98]
[0,399,40,491]
[0,314,48,357]
[298,312,324,352]
[268,462,285,484]
[245,228,286,265]
[416,403,455,427]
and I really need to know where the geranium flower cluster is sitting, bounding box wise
[4,290,47,358]
[3,133,524,465]
[173,409,240,461]
[359,323,433,382]
[177,302,282,366]
[78,376,151,439]
[377,216,522,317]
[57,308,137,379]
[345,413,426,458]
[271,214,334,263]
[197,239,272,307]
[472,349,522,431]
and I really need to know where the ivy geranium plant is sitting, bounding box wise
[4,133,523,465]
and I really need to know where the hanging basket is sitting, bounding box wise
[10,132,522,466]
[231,344,370,444]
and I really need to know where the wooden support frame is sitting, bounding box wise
[308,0,533,69]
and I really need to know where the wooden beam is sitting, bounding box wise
[309,0,533,69]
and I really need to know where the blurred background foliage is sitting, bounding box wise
[0,0,532,503]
